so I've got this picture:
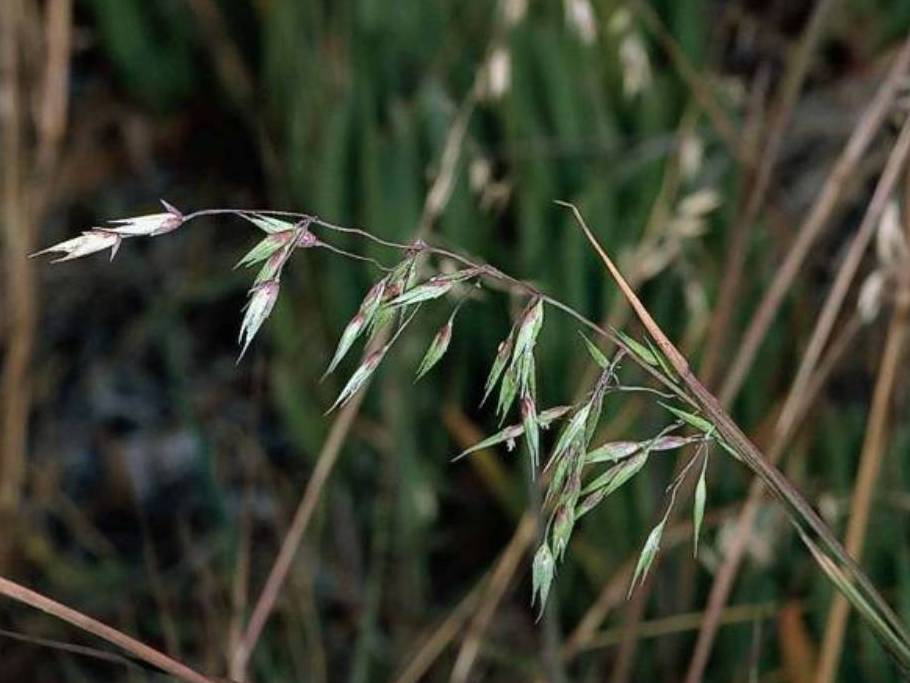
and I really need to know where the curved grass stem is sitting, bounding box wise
[562,201,910,672]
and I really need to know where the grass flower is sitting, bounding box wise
[31,200,184,263]
[105,200,184,236]
[30,229,122,262]
[238,279,281,360]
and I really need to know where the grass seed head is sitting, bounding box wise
[238,279,281,360]
[415,318,454,381]
[106,201,184,236]
[532,542,555,613]
[31,229,122,262]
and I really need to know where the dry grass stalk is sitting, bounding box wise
[392,582,483,683]
[561,515,687,660]
[778,117,910,437]
[586,599,784,652]
[813,178,910,683]
[718,33,910,407]
[229,379,369,678]
[230,25,489,675]
[0,576,215,683]
[700,0,841,386]
[449,513,538,683]
[396,389,678,680]
[683,111,910,682]
[626,0,740,158]
[0,0,30,556]
[682,314,862,683]
[564,203,910,671]
[1,0,72,574]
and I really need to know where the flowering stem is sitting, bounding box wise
[564,201,910,671]
[180,206,698,409]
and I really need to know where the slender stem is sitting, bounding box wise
[179,207,697,408]
[314,239,393,272]
[564,202,910,670]
[0,577,214,683]
[815,276,909,682]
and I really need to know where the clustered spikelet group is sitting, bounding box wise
[32,201,724,613]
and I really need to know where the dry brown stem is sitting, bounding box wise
[0,576,216,683]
